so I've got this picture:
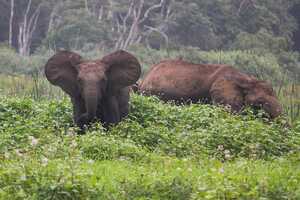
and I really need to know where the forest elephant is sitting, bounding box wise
[45,50,141,129]
[139,59,283,119]
[130,79,142,93]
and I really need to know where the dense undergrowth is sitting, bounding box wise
[0,94,300,199]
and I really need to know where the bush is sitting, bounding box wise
[231,29,290,54]
[1,94,299,159]
[0,95,300,199]
[0,46,52,74]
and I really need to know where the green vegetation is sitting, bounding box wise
[1,46,299,123]
[0,94,300,199]
[1,0,299,53]
[1,0,300,199]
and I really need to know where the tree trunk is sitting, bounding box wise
[114,0,166,50]
[85,0,90,15]
[18,0,41,56]
[9,0,14,48]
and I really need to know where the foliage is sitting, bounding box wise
[166,1,220,50]
[0,46,52,74]
[45,6,112,50]
[1,1,300,198]
[231,28,290,53]
[0,94,298,160]
[1,0,299,53]
[0,95,300,199]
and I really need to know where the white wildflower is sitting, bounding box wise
[41,157,48,166]
[217,145,224,151]
[67,128,76,136]
[224,149,231,159]
[219,167,224,173]
[224,150,230,155]
[29,136,38,146]
[15,149,23,157]
[225,153,231,159]
[71,140,77,148]
[4,152,10,159]
[88,159,94,164]
[20,175,27,181]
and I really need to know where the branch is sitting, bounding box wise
[23,0,32,49]
[122,0,144,49]
[98,6,104,21]
[139,0,164,24]
[114,0,135,49]
[144,25,169,46]
[28,4,41,37]
[48,2,63,33]
[122,0,135,33]
[237,0,255,15]
[18,0,42,56]
[85,0,90,15]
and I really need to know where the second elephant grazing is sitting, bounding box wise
[45,50,141,129]
[139,59,283,119]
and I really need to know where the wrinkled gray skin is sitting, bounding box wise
[45,50,141,129]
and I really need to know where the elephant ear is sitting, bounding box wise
[225,72,256,91]
[45,51,82,96]
[101,50,141,93]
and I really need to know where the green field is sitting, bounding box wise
[0,94,300,199]
[0,48,299,199]
[0,46,299,200]
[1,0,300,198]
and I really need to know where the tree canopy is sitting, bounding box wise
[0,0,299,54]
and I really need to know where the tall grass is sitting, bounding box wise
[279,84,300,123]
[0,74,65,100]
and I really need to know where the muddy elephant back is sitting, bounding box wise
[139,60,218,102]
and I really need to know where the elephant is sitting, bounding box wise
[45,50,141,129]
[130,79,142,93]
[138,59,283,119]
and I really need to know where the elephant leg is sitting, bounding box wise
[209,78,244,113]
[71,97,86,128]
[102,95,121,125]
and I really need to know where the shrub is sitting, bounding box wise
[0,95,300,199]
[0,46,51,74]
[111,94,300,160]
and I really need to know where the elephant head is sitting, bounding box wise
[232,74,283,119]
[130,79,142,93]
[45,50,141,127]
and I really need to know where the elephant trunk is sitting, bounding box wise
[263,97,283,119]
[84,85,99,122]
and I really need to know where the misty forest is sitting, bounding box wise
[1,0,300,199]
